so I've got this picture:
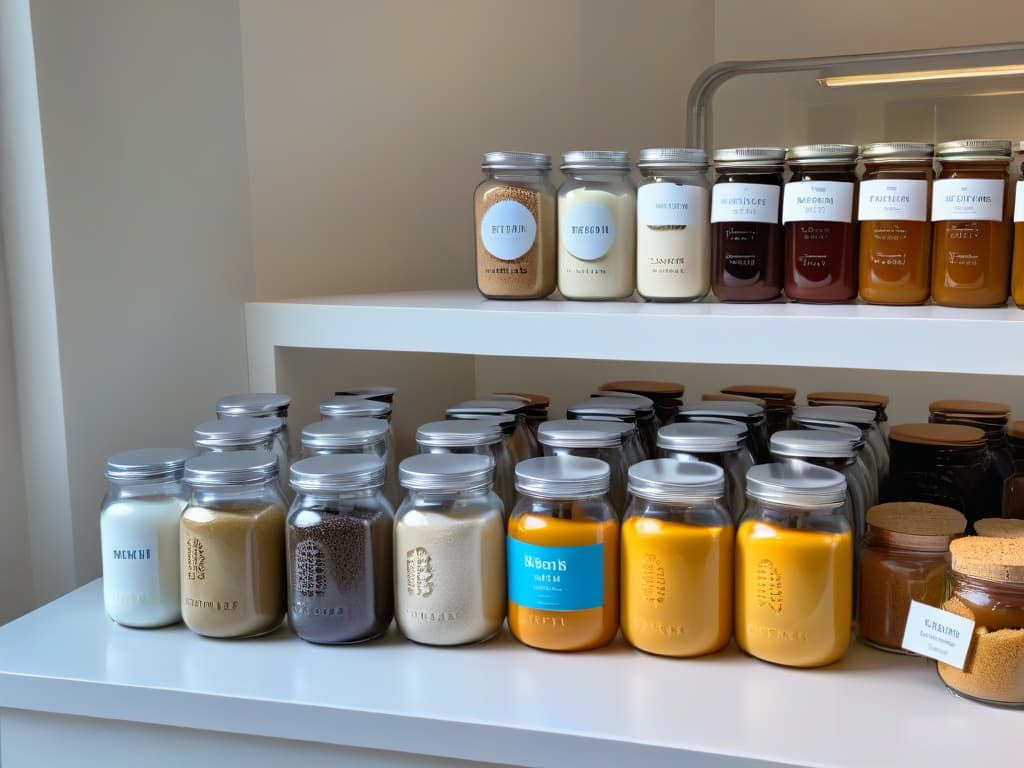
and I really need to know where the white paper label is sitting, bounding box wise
[638,183,705,228]
[931,178,1004,222]
[711,182,780,224]
[1015,180,1024,222]
[900,600,976,669]
[782,181,854,224]
[104,530,161,606]
[480,199,537,261]
[562,202,616,261]
[858,179,928,222]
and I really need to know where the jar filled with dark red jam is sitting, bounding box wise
[783,144,860,302]
[710,147,785,301]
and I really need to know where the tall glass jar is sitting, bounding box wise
[395,454,505,646]
[710,147,785,301]
[474,151,556,300]
[783,144,860,303]
[180,451,287,639]
[286,454,393,644]
[720,384,795,436]
[101,448,194,628]
[508,456,619,651]
[300,417,400,509]
[735,463,853,668]
[446,399,539,464]
[537,419,631,516]
[858,142,935,305]
[1014,141,1024,307]
[635,148,710,302]
[557,150,636,300]
[568,396,652,461]
[1006,422,1024,520]
[216,392,293,461]
[931,139,1013,307]
[676,400,770,465]
[598,379,684,428]
[193,416,290,499]
[621,460,733,657]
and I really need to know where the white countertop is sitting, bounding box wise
[0,580,1016,767]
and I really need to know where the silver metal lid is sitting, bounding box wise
[215,393,290,417]
[786,143,859,163]
[795,420,865,446]
[105,448,196,481]
[657,422,745,453]
[301,418,388,450]
[194,417,283,448]
[446,399,518,417]
[770,430,856,459]
[677,415,749,437]
[398,453,493,492]
[289,454,385,493]
[745,462,847,507]
[591,392,656,414]
[416,420,503,448]
[334,386,397,403]
[935,139,1012,161]
[628,459,725,502]
[446,413,517,435]
[678,401,764,419]
[860,142,934,160]
[320,396,391,418]
[793,405,875,428]
[637,147,708,169]
[713,147,786,165]
[515,455,610,499]
[561,150,630,170]
[537,419,624,449]
[568,397,644,419]
[184,450,279,487]
[482,151,552,171]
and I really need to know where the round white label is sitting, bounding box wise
[480,200,537,261]
[562,203,616,261]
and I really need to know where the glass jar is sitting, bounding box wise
[193,416,290,500]
[806,391,890,443]
[415,419,514,518]
[300,417,400,509]
[937,537,1024,707]
[710,147,785,301]
[474,151,556,300]
[783,144,859,302]
[1006,422,1024,520]
[216,392,293,461]
[557,150,636,300]
[598,379,684,428]
[286,454,393,644]
[883,423,990,531]
[320,395,392,422]
[720,384,795,436]
[446,399,539,463]
[180,451,287,638]
[793,405,888,490]
[931,139,1013,307]
[621,460,733,657]
[635,148,710,302]
[857,502,966,652]
[1014,142,1024,308]
[395,454,505,646]
[857,142,935,305]
[508,456,619,651]
[100,448,194,628]
[735,463,853,668]
[656,422,753,523]
[489,391,550,439]
[676,400,770,465]
[537,419,631,516]
[567,396,649,462]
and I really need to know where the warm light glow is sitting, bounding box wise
[818,64,1024,88]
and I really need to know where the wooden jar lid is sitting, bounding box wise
[703,393,768,407]
[888,423,986,447]
[974,518,1024,538]
[599,380,684,398]
[928,399,1011,418]
[866,502,966,550]
[807,391,890,408]
[949,536,1024,583]
[721,384,796,402]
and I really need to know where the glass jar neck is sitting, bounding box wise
[107,477,186,500]
[563,169,631,182]
[639,168,708,183]
[405,486,493,504]
[486,168,550,182]
[715,164,784,177]
[294,487,380,503]
[952,570,1024,599]
[189,479,283,508]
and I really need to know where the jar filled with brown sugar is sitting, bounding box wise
[938,536,1024,707]
[931,139,1013,307]
[857,502,966,652]
[474,152,556,299]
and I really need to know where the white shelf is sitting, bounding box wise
[0,580,1017,768]
[244,290,1024,389]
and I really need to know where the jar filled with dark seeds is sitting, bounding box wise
[286,454,394,644]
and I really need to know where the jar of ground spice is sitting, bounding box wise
[857,502,966,653]
[938,536,1024,706]
[474,151,556,300]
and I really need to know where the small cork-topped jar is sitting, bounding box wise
[975,518,1024,538]
[857,502,967,652]
[720,384,796,436]
[938,536,1024,706]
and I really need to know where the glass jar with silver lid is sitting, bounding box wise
[193,416,290,499]
[320,395,392,422]
[567,396,650,461]
[789,419,877,508]
[217,393,293,461]
[300,417,400,508]
[416,419,514,516]
[590,391,661,459]
[446,399,539,463]
[334,385,397,403]
[676,400,769,463]
[537,419,632,516]
[793,405,887,494]
[558,150,636,301]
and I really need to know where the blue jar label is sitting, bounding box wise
[507,538,604,611]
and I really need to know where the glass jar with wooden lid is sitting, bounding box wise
[975,518,1024,537]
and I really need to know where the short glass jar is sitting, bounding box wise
[286,454,393,644]
[735,463,853,668]
[446,399,539,464]
[507,456,619,652]
[557,150,636,300]
[857,142,935,305]
[193,416,290,500]
[783,144,860,303]
[857,502,966,653]
[1014,141,1024,308]
[598,379,684,428]
[101,448,195,628]
[710,147,785,301]
[621,460,733,657]
[931,139,1013,307]
[676,400,770,465]
[635,148,710,302]
[720,384,795,436]
[416,419,514,517]
[567,396,650,462]
[180,451,287,639]
[300,417,400,509]
[938,537,1024,707]
[395,454,506,646]
[538,419,631,516]
[474,151,557,300]
[216,392,293,461]
[1006,421,1024,520]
